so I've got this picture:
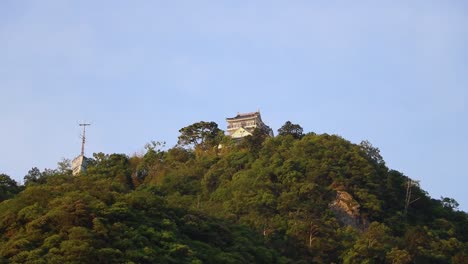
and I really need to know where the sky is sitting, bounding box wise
[1,1,467,210]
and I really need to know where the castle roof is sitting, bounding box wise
[226,111,260,121]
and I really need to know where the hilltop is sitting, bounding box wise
[1,121,467,263]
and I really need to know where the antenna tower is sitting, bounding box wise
[79,123,91,156]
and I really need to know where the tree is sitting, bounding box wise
[57,158,72,174]
[441,197,459,210]
[359,140,384,165]
[277,121,304,139]
[342,222,395,263]
[242,128,268,154]
[0,174,20,201]
[386,248,412,264]
[177,121,223,149]
[23,167,45,185]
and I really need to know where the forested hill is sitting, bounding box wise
[1,121,467,263]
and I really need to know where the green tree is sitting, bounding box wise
[241,128,268,155]
[0,174,21,201]
[441,197,459,210]
[277,121,304,139]
[359,140,384,165]
[342,222,395,264]
[386,248,412,264]
[178,121,223,150]
[23,167,45,185]
[57,158,72,174]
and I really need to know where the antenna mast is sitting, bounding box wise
[79,123,91,156]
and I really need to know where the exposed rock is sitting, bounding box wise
[330,191,367,229]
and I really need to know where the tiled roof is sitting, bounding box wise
[226,111,260,120]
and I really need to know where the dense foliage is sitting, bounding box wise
[1,120,467,263]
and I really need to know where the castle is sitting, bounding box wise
[226,111,274,139]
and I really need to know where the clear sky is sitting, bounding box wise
[1,1,467,210]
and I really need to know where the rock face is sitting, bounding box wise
[330,191,366,229]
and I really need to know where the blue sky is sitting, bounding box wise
[1,1,467,210]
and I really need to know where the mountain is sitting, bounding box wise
[1,121,467,263]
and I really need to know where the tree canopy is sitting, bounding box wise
[177,121,223,150]
[0,174,21,202]
[277,121,304,139]
[1,120,467,263]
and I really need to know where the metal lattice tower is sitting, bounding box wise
[79,123,91,156]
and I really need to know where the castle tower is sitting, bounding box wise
[226,111,273,139]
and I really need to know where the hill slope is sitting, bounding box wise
[1,121,467,263]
